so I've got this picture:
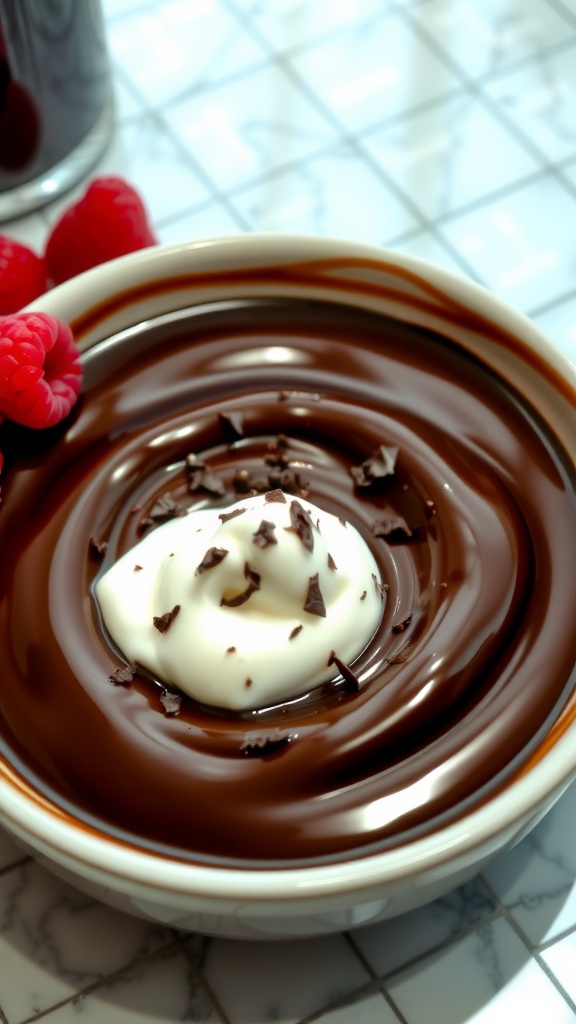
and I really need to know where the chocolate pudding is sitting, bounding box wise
[1,293,576,868]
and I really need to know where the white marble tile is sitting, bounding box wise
[386,917,576,1024]
[42,113,211,232]
[0,859,172,1023]
[482,780,576,947]
[541,931,576,1006]
[360,91,539,220]
[231,141,418,242]
[532,293,576,364]
[352,878,496,978]
[201,933,370,1024]
[236,0,391,54]
[484,44,576,163]
[161,64,339,193]
[105,0,266,108]
[438,172,576,313]
[313,988,401,1024]
[411,0,575,81]
[157,201,245,245]
[287,11,462,134]
[0,829,27,871]
[33,944,222,1023]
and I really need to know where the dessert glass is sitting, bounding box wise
[2,234,576,939]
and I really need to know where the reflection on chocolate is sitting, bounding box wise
[1,297,576,868]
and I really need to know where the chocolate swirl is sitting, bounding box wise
[1,297,576,867]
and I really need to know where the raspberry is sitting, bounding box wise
[45,176,157,286]
[0,313,82,429]
[0,236,48,314]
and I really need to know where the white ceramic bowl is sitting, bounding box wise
[2,235,576,939]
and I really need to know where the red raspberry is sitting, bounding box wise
[0,236,48,314]
[45,176,157,286]
[0,313,82,429]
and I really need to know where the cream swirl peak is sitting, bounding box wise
[95,491,384,710]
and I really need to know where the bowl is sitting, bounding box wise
[1,234,576,939]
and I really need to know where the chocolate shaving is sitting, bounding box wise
[220,562,261,607]
[241,730,293,757]
[195,546,229,575]
[226,645,236,653]
[288,500,314,552]
[327,651,360,692]
[303,573,326,617]
[219,411,244,439]
[360,590,367,601]
[89,537,108,559]
[109,662,138,686]
[252,519,277,548]
[233,469,253,495]
[268,466,309,498]
[351,445,398,488]
[219,507,246,524]
[160,689,182,716]
[371,512,413,541]
[372,573,387,598]
[141,492,187,528]
[245,677,253,688]
[392,613,413,634]
[133,564,143,572]
[186,454,225,496]
[327,552,337,570]
[153,604,181,633]
[264,488,286,504]
[289,624,303,640]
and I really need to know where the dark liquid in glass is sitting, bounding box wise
[0,0,111,192]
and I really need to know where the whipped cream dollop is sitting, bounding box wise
[96,491,384,710]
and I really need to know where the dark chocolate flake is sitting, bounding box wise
[141,492,187,528]
[109,662,138,686]
[264,488,287,504]
[327,552,337,571]
[226,646,236,653]
[153,604,181,633]
[160,689,182,716]
[351,445,399,488]
[219,507,246,524]
[186,454,225,497]
[360,590,367,601]
[195,546,229,575]
[371,512,413,541]
[327,651,360,691]
[392,613,413,634]
[288,624,303,640]
[219,410,245,439]
[221,562,261,608]
[241,730,293,757]
[89,537,108,559]
[303,573,326,617]
[252,519,277,548]
[288,500,314,552]
[133,564,143,572]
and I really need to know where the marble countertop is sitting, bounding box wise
[2,0,576,1021]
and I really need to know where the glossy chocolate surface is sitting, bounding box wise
[1,297,576,867]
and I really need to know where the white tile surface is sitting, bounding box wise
[411,0,576,81]
[287,11,462,133]
[386,917,576,1024]
[360,91,539,220]
[3,0,576,1022]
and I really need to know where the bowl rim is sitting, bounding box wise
[3,232,575,902]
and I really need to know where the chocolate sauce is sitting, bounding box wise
[1,297,576,867]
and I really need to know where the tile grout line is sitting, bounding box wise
[480,875,576,1016]
[174,932,233,1024]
